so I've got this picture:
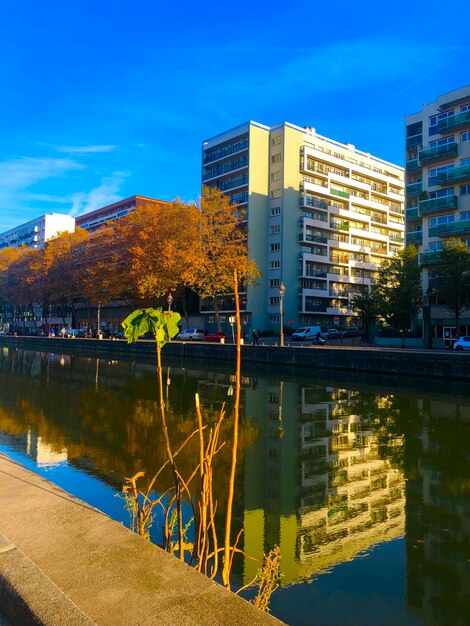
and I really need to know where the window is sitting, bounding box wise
[269,278,280,287]
[461,104,470,112]
[429,241,443,251]
[429,110,454,136]
[429,187,454,199]
[270,243,280,252]
[429,164,454,185]
[269,314,280,323]
[461,158,470,166]
[270,207,281,216]
[461,211,470,220]
[269,297,280,305]
[271,189,281,199]
[461,185,470,196]
[270,260,280,269]
[272,153,281,163]
[429,135,454,148]
[461,131,470,142]
[270,224,280,234]
[430,215,454,227]
[271,136,281,146]
[271,171,281,182]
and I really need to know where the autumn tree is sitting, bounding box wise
[435,239,470,335]
[125,200,201,300]
[42,228,90,325]
[193,186,260,331]
[373,245,422,347]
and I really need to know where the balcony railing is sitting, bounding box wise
[330,189,350,199]
[300,234,328,244]
[437,165,470,185]
[429,219,470,238]
[437,110,470,132]
[419,250,444,265]
[406,159,420,172]
[406,207,419,220]
[330,221,350,231]
[419,195,458,215]
[406,182,422,195]
[406,231,422,245]
[203,157,248,181]
[218,175,248,192]
[203,139,249,164]
[406,134,422,148]
[418,142,458,164]
[299,195,329,210]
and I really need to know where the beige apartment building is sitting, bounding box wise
[405,85,470,346]
[202,122,405,334]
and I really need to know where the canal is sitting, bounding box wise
[0,346,469,626]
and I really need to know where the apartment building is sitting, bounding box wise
[0,213,75,250]
[405,85,470,345]
[75,195,170,233]
[202,122,405,333]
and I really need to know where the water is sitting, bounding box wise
[0,346,469,626]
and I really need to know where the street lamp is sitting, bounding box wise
[278,282,286,347]
[167,291,173,311]
[424,285,433,349]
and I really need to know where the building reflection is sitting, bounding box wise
[242,381,405,585]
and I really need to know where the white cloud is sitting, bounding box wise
[56,145,117,154]
[0,156,82,193]
[69,171,131,217]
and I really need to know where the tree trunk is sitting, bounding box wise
[214,297,222,332]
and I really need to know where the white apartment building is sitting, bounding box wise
[202,122,405,333]
[405,85,470,346]
[0,213,75,250]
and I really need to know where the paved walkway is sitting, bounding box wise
[0,454,282,626]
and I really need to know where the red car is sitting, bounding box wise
[204,331,228,343]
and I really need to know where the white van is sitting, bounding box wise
[291,326,321,341]
[176,328,205,341]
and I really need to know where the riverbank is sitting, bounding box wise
[1,335,470,381]
[0,454,282,626]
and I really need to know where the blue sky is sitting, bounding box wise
[0,0,469,232]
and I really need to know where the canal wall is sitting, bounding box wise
[0,454,282,626]
[2,335,470,381]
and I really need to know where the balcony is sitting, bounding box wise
[430,219,470,238]
[299,195,329,210]
[437,110,470,133]
[406,134,422,148]
[405,159,420,172]
[406,207,419,220]
[418,142,458,164]
[299,233,328,244]
[406,182,422,195]
[419,250,444,266]
[331,189,350,199]
[203,139,249,164]
[219,175,248,192]
[419,195,458,215]
[330,221,350,232]
[203,157,248,181]
[406,231,422,245]
[437,165,470,185]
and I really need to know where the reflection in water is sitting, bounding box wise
[0,348,469,625]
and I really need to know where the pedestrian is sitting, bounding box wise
[252,329,260,346]
[61,327,67,338]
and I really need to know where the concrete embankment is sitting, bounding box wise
[2,335,470,381]
[0,454,283,626]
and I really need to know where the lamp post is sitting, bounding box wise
[167,291,173,311]
[278,282,286,347]
[425,285,433,349]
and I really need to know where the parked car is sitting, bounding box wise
[453,336,470,350]
[176,328,205,341]
[341,326,362,339]
[321,327,340,340]
[204,331,228,343]
[291,326,321,341]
